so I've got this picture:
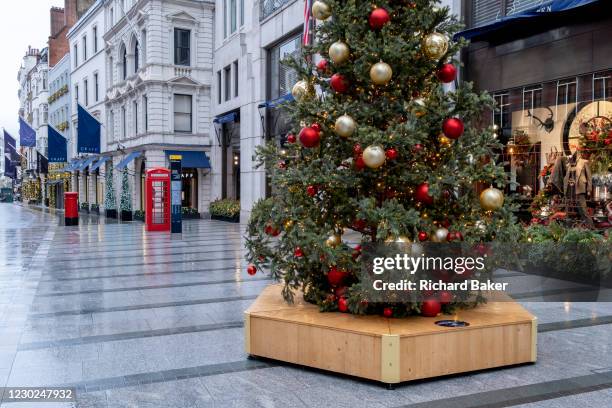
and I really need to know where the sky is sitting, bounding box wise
[1,0,64,140]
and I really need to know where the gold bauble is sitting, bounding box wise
[291,80,311,102]
[284,219,294,229]
[362,145,386,169]
[328,41,350,65]
[480,187,505,211]
[369,61,392,86]
[334,115,356,138]
[326,233,342,248]
[432,227,449,243]
[385,236,412,244]
[422,32,449,60]
[438,134,452,146]
[311,0,331,20]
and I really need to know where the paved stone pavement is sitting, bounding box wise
[0,203,611,408]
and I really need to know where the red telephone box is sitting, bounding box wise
[145,168,171,232]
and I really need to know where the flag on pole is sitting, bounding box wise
[3,132,20,179]
[77,104,101,154]
[19,117,36,147]
[48,126,68,163]
[303,0,313,46]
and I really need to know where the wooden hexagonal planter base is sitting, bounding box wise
[244,285,537,385]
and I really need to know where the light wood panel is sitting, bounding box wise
[245,285,537,384]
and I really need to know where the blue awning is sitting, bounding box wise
[90,156,111,172]
[75,156,98,172]
[165,150,211,169]
[55,158,82,173]
[258,93,294,109]
[456,0,600,40]
[116,152,142,170]
[213,112,238,124]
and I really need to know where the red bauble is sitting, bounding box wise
[418,231,428,242]
[355,155,366,170]
[352,219,367,230]
[338,297,349,313]
[443,118,465,140]
[330,73,349,93]
[446,231,458,242]
[421,298,442,317]
[352,244,362,260]
[307,185,317,197]
[455,231,464,241]
[414,182,434,205]
[441,219,451,228]
[286,133,296,143]
[247,264,257,276]
[334,286,347,298]
[438,291,453,305]
[327,267,349,286]
[353,144,363,155]
[277,161,286,169]
[316,58,329,72]
[311,123,322,133]
[436,63,457,83]
[294,247,304,257]
[385,148,398,160]
[605,138,612,145]
[413,143,423,152]
[299,127,321,148]
[383,307,393,318]
[368,8,390,30]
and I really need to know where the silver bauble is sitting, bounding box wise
[432,227,449,243]
[334,115,356,138]
[369,61,392,85]
[362,145,386,169]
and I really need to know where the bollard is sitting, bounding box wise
[64,192,79,226]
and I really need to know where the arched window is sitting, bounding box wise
[134,41,139,73]
[122,46,127,80]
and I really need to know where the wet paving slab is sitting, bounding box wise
[0,203,611,408]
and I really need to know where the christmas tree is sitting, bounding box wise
[120,170,132,212]
[105,164,117,210]
[246,0,520,316]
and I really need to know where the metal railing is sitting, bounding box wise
[260,0,294,21]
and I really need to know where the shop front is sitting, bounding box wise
[164,150,211,217]
[463,0,612,228]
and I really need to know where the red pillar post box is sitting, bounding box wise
[145,168,171,232]
[64,192,79,226]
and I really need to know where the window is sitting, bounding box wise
[74,44,78,67]
[143,95,148,131]
[84,79,89,106]
[223,0,227,38]
[109,57,114,84]
[75,84,79,105]
[122,47,127,79]
[522,85,543,124]
[493,93,510,131]
[230,0,237,33]
[121,106,126,138]
[240,0,244,25]
[134,42,139,72]
[233,61,239,97]
[82,35,87,61]
[110,7,114,25]
[593,73,612,101]
[42,105,48,124]
[133,101,138,135]
[94,73,99,102]
[109,110,115,142]
[556,78,577,119]
[472,0,502,28]
[217,71,222,104]
[269,34,302,99]
[174,28,190,66]
[224,65,231,102]
[141,30,147,65]
[174,94,192,133]
[93,26,98,53]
